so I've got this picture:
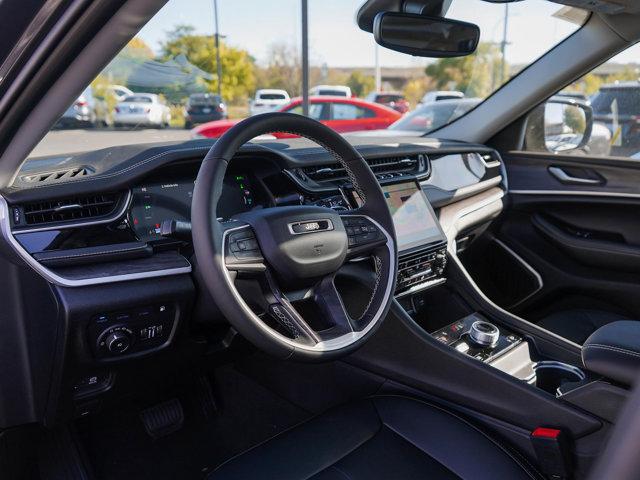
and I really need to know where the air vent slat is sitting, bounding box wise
[297,154,428,183]
[21,193,120,226]
[20,166,94,185]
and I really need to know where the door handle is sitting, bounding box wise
[548,166,602,185]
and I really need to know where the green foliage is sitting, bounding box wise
[346,71,375,98]
[424,42,505,98]
[159,25,256,103]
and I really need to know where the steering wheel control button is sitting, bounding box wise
[343,216,384,248]
[469,321,500,347]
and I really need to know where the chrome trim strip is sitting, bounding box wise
[478,152,501,169]
[11,189,133,233]
[492,238,543,307]
[510,189,640,199]
[0,195,191,287]
[395,277,446,298]
[221,215,396,352]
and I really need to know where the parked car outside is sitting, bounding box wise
[591,81,640,156]
[192,96,400,139]
[54,86,110,128]
[418,90,465,105]
[389,98,481,133]
[108,85,134,102]
[365,92,410,113]
[184,93,227,128]
[113,93,171,128]
[309,85,352,97]
[249,89,290,116]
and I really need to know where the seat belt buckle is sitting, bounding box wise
[530,427,571,479]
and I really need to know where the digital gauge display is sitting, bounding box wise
[130,174,255,241]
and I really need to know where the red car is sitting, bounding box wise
[191,96,401,139]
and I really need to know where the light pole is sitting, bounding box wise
[500,4,509,84]
[301,0,309,116]
[213,0,223,98]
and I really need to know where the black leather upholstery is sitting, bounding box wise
[207,396,539,479]
[582,320,640,386]
[538,309,629,345]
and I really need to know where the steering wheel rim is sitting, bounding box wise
[192,112,397,361]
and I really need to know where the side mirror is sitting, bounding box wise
[526,98,594,154]
[373,12,479,58]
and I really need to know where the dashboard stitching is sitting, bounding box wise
[13,146,214,190]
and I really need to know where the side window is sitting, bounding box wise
[285,103,327,121]
[331,103,370,120]
[524,43,640,159]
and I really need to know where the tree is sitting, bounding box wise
[346,71,375,98]
[402,77,435,105]
[425,42,504,98]
[160,25,256,103]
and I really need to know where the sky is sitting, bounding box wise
[136,0,596,69]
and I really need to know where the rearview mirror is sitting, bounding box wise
[373,12,479,58]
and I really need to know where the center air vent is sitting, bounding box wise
[21,166,95,184]
[19,193,121,227]
[295,154,428,183]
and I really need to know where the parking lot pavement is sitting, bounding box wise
[30,128,192,157]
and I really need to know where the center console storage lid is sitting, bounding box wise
[582,321,640,386]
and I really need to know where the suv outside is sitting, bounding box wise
[184,93,227,128]
[591,82,640,156]
[365,92,410,113]
[249,89,290,116]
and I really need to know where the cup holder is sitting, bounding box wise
[533,361,586,396]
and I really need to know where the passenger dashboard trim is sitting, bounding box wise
[0,195,191,287]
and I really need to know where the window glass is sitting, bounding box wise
[331,103,369,120]
[524,43,640,158]
[286,103,326,120]
[28,0,585,158]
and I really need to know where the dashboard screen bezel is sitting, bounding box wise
[352,180,446,253]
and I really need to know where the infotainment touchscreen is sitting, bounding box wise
[381,181,446,252]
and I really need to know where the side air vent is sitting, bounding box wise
[19,193,121,227]
[21,166,95,184]
[295,154,428,183]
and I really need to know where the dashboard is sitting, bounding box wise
[1,136,506,427]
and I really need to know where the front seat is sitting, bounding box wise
[208,396,540,479]
[538,309,630,345]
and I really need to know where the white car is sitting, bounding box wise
[309,85,352,97]
[108,85,134,102]
[419,90,464,105]
[113,93,171,128]
[249,89,290,116]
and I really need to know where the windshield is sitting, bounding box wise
[30,0,586,158]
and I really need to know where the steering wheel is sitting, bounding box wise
[192,113,398,361]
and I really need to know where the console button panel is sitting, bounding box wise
[89,303,177,359]
[431,313,522,363]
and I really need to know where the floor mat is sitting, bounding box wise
[78,364,311,480]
